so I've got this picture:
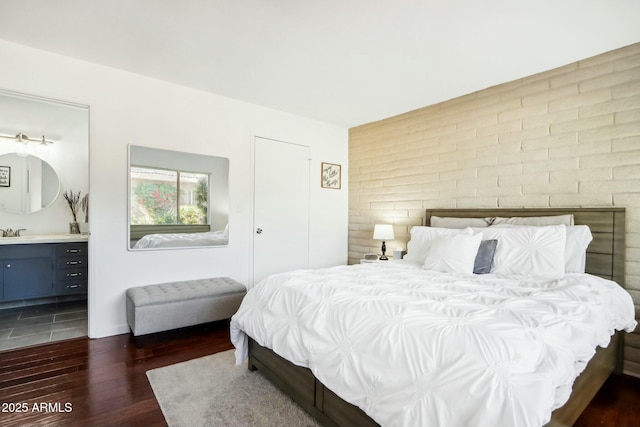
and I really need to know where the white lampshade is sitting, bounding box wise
[373,224,394,240]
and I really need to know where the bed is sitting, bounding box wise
[132,228,228,249]
[230,208,637,427]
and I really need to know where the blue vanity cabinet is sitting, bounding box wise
[0,244,56,301]
[0,240,88,302]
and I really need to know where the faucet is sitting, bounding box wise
[1,228,26,237]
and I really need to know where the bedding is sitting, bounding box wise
[492,214,574,226]
[406,224,573,278]
[562,226,593,273]
[230,262,636,427]
[133,229,228,249]
[422,232,483,274]
[430,214,574,228]
[471,225,568,279]
[430,216,492,228]
[403,226,473,264]
[490,224,593,274]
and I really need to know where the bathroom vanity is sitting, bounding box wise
[0,235,88,302]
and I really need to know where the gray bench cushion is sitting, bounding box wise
[126,277,246,306]
[126,277,246,336]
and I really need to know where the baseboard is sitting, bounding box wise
[90,323,130,339]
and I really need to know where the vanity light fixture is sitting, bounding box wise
[373,224,394,260]
[0,132,55,146]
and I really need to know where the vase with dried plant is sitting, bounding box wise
[64,190,82,234]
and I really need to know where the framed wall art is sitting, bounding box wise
[321,162,341,189]
[0,166,10,187]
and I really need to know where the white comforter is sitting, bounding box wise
[230,262,637,427]
[133,230,228,249]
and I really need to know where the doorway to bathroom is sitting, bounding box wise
[0,89,90,351]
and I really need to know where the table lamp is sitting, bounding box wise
[373,224,394,260]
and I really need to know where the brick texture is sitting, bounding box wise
[349,42,640,376]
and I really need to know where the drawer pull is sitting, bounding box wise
[5,264,10,268]
[66,261,82,265]
[66,284,82,289]
[67,272,82,277]
[66,249,82,253]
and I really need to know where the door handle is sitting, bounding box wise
[256,228,263,234]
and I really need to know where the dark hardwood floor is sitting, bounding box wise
[0,321,233,427]
[574,373,640,427]
[0,320,638,427]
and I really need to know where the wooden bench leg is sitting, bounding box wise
[131,330,146,348]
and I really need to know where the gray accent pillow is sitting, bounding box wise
[473,239,498,274]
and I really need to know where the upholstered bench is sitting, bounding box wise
[126,277,246,346]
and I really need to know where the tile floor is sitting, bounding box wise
[0,299,87,351]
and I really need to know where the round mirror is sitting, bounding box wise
[0,153,60,214]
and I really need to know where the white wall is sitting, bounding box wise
[0,40,349,338]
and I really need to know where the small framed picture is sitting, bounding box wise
[0,166,10,187]
[321,162,341,189]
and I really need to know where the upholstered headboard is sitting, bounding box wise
[425,208,625,285]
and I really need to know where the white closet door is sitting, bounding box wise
[253,137,310,285]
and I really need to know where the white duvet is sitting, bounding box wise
[230,262,637,427]
[133,230,228,249]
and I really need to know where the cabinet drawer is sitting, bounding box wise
[56,267,88,282]
[55,280,87,294]
[57,257,87,269]
[55,243,88,257]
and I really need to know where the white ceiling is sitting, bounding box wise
[1,0,639,128]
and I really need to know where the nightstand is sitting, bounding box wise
[360,257,393,264]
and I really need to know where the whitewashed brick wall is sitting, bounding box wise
[349,42,640,376]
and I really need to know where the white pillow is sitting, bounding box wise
[472,225,567,278]
[422,233,483,274]
[492,214,574,226]
[404,226,473,265]
[430,216,492,229]
[491,224,592,273]
[564,226,592,273]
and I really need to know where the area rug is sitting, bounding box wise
[146,349,321,427]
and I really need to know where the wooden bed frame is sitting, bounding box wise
[247,207,626,427]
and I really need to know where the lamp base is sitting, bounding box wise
[379,240,388,260]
